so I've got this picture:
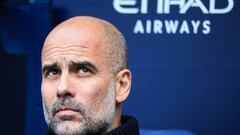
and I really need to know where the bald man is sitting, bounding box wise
[41,16,139,135]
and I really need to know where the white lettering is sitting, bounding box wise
[165,20,179,34]
[154,20,163,34]
[133,19,211,34]
[113,0,139,14]
[209,0,234,14]
[164,0,185,14]
[146,19,152,34]
[191,20,201,34]
[113,0,234,14]
[179,20,190,34]
[202,20,211,34]
[181,0,208,14]
[134,20,144,34]
[157,0,164,14]
[141,0,148,14]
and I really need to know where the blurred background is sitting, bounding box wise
[0,0,239,135]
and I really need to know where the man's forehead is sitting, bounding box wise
[42,45,100,63]
[43,40,101,54]
[42,29,107,59]
[44,25,103,47]
[44,21,111,53]
[41,41,110,63]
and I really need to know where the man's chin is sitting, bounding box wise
[52,121,86,135]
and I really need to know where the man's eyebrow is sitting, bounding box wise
[69,61,98,72]
[42,62,58,73]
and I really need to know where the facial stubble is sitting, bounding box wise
[42,80,116,135]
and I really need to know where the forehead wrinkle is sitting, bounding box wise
[43,43,97,54]
[43,46,93,56]
[42,45,99,61]
[42,57,67,68]
[42,37,103,56]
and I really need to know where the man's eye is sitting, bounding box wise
[79,67,91,74]
[45,69,60,77]
[70,62,97,77]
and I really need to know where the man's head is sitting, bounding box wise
[41,16,131,135]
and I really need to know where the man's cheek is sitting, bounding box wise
[42,83,56,105]
[87,87,106,104]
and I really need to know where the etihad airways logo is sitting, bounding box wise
[113,0,234,34]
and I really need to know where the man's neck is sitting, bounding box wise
[105,105,122,133]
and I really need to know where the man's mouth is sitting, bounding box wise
[57,107,76,112]
[55,107,78,116]
[53,106,85,121]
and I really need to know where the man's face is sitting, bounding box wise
[41,24,116,135]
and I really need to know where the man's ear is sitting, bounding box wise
[115,69,132,103]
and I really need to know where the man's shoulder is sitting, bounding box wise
[44,129,55,135]
[105,115,140,135]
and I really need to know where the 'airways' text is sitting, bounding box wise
[134,19,211,34]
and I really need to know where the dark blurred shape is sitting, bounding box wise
[0,38,26,135]
[1,0,28,7]
[0,1,50,134]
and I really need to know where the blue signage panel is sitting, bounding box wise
[51,1,240,135]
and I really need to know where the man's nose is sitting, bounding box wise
[57,73,76,98]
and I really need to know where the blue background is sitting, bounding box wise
[0,0,239,135]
